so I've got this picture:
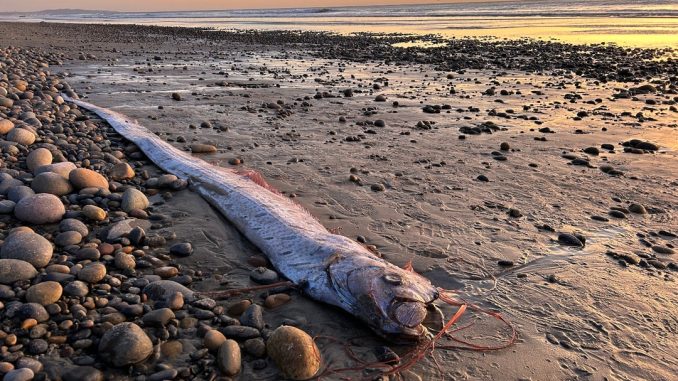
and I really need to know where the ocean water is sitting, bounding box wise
[4,0,678,48]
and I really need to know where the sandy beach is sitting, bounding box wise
[0,20,676,381]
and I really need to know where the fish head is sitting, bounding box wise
[330,255,438,342]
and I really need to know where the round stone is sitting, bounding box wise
[264,293,291,309]
[34,162,76,179]
[7,128,36,146]
[14,193,65,224]
[27,148,52,172]
[143,280,195,302]
[26,281,63,305]
[204,330,226,352]
[114,252,136,270]
[169,242,193,257]
[217,339,241,376]
[3,368,34,381]
[0,231,53,268]
[109,163,135,180]
[0,119,14,134]
[78,263,107,283]
[0,259,38,284]
[121,188,149,212]
[62,366,104,381]
[98,322,153,367]
[31,172,73,195]
[7,186,34,203]
[250,267,279,284]
[82,205,107,221]
[60,218,89,237]
[69,168,109,190]
[629,203,647,214]
[54,231,82,247]
[141,308,175,327]
[64,280,89,297]
[17,303,49,322]
[191,144,217,154]
[0,200,15,214]
[266,326,321,380]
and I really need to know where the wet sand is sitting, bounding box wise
[1,22,677,380]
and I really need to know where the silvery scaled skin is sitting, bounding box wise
[65,95,439,341]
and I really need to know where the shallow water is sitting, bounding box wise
[3,0,678,48]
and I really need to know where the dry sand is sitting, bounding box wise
[2,22,676,380]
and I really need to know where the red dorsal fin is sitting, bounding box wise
[402,260,414,272]
[236,170,281,195]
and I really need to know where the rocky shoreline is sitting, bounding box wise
[0,46,325,381]
[0,21,676,381]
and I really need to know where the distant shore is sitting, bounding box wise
[0,21,676,381]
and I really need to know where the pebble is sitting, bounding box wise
[8,186,34,203]
[217,339,241,376]
[64,281,89,297]
[244,338,267,357]
[628,203,647,214]
[31,172,73,195]
[14,193,65,224]
[82,205,107,221]
[0,231,53,268]
[114,252,136,270]
[266,326,321,380]
[35,162,76,179]
[558,233,585,247]
[60,218,89,236]
[169,242,193,257]
[0,118,14,134]
[203,329,227,351]
[78,263,107,283]
[7,128,36,145]
[121,188,149,212]
[62,366,104,381]
[17,303,49,322]
[240,304,265,330]
[25,281,63,305]
[0,259,36,284]
[191,144,217,153]
[250,267,279,284]
[55,231,82,246]
[0,200,15,214]
[26,148,52,172]
[264,293,291,309]
[144,280,195,302]
[220,325,261,340]
[69,168,109,190]
[609,210,627,219]
[228,299,252,316]
[3,368,34,381]
[142,308,175,326]
[652,245,674,255]
[109,162,135,180]
[98,322,153,367]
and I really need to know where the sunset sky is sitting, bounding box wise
[4,0,508,12]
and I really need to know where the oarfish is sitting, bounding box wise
[63,95,439,341]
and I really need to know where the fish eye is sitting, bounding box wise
[383,274,403,285]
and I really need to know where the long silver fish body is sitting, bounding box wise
[64,95,439,340]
